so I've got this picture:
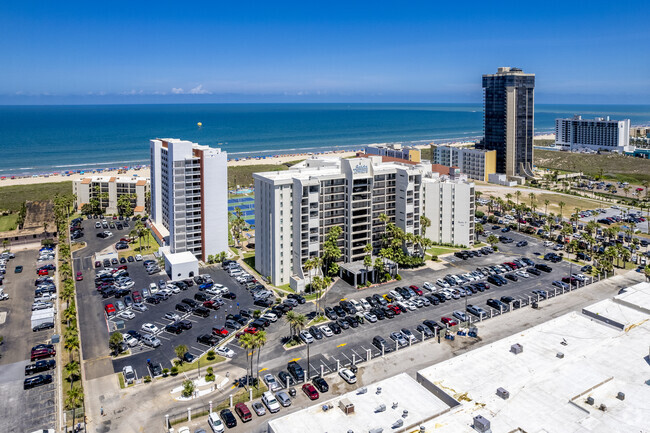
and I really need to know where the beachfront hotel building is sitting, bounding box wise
[365,143,421,162]
[555,115,632,153]
[480,67,535,180]
[73,176,149,215]
[254,155,474,289]
[150,139,228,274]
[432,146,497,182]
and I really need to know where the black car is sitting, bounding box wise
[333,305,345,317]
[324,307,337,320]
[197,334,220,346]
[313,377,329,392]
[383,307,395,319]
[225,319,241,330]
[309,326,323,340]
[277,370,295,387]
[24,374,53,390]
[287,293,306,304]
[25,360,56,375]
[102,288,117,298]
[487,275,504,286]
[504,273,518,282]
[181,298,200,308]
[527,267,541,276]
[346,316,359,327]
[192,306,210,318]
[165,323,183,334]
[287,361,305,382]
[146,296,161,304]
[178,319,192,330]
[194,292,209,302]
[423,320,443,333]
[535,263,553,272]
[328,321,342,334]
[222,292,237,300]
[115,288,131,298]
[32,322,55,332]
[175,303,192,313]
[337,318,350,330]
[500,296,521,309]
[127,330,143,340]
[373,307,386,320]
[183,352,196,363]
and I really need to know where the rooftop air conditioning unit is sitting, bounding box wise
[473,415,491,433]
[510,343,523,355]
[496,387,509,399]
[375,404,386,413]
[339,398,355,415]
[369,429,384,433]
[391,419,404,429]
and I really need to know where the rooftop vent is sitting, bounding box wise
[557,352,564,359]
[357,387,368,395]
[369,429,383,433]
[617,392,625,400]
[496,387,509,400]
[392,419,404,429]
[473,415,491,433]
[599,404,607,412]
[402,410,409,418]
[586,397,594,405]
[392,402,398,409]
[510,343,523,355]
[375,404,386,413]
[376,387,382,394]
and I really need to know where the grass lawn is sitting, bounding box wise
[117,232,159,259]
[0,181,72,212]
[174,351,226,374]
[308,315,328,326]
[531,192,604,216]
[426,246,463,256]
[229,164,290,189]
[0,213,18,231]
[535,149,650,184]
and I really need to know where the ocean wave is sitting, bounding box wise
[53,159,149,168]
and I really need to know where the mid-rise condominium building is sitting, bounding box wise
[74,176,149,215]
[481,67,535,179]
[150,139,228,265]
[432,146,497,182]
[365,143,421,162]
[555,115,632,152]
[254,156,474,288]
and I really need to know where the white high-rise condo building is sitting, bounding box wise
[150,139,228,272]
[254,156,474,288]
[555,116,632,153]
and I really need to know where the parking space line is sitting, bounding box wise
[190,346,203,353]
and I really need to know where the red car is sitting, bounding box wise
[409,285,423,296]
[441,317,457,327]
[234,402,252,422]
[212,327,229,336]
[117,265,128,271]
[104,303,116,317]
[94,261,101,268]
[132,291,142,303]
[243,327,258,335]
[75,272,83,281]
[37,269,48,276]
[387,304,401,315]
[203,300,219,310]
[113,215,118,220]
[302,383,320,400]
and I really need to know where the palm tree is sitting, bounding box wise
[61,281,75,308]
[64,333,80,359]
[528,192,536,209]
[363,243,372,282]
[254,331,267,386]
[285,312,306,340]
[63,303,77,326]
[239,334,256,385]
[558,201,566,219]
[65,386,84,429]
[419,215,431,237]
[378,213,388,247]
[64,360,80,390]
[174,344,188,364]
[544,199,550,216]
[515,190,522,206]
[285,311,297,338]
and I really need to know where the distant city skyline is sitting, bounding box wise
[1,1,649,105]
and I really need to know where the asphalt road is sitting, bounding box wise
[0,249,57,432]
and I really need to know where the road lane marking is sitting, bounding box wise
[336,343,346,348]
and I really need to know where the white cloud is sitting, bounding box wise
[171,87,184,94]
[189,84,210,94]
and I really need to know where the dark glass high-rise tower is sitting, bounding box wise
[481,67,535,178]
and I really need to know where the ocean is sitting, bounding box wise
[0,103,649,176]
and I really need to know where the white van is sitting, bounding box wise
[262,391,281,413]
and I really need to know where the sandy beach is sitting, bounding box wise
[0,149,361,187]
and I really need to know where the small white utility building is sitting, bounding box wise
[160,247,198,280]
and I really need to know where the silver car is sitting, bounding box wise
[263,373,281,392]
[275,391,292,407]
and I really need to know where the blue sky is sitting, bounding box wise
[1,0,649,104]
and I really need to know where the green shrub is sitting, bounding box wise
[207,350,216,361]
[395,274,402,281]
[144,375,152,383]
[162,368,169,377]
[170,366,179,376]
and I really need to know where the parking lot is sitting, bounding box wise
[0,249,57,432]
[73,216,262,381]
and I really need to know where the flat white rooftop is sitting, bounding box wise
[416,282,650,433]
[267,373,449,433]
[161,248,197,266]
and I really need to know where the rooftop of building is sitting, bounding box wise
[75,176,149,184]
[365,143,418,150]
[266,373,449,433]
[155,138,224,154]
[416,281,650,433]
[162,249,198,266]
[558,115,629,123]
[484,66,535,77]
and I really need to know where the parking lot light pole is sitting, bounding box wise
[306,342,310,380]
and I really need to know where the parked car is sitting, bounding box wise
[302,383,320,400]
[339,368,357,384]
[219,408,237,428]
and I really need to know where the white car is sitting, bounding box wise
[122,365,136,384]
[177,427,190,433]
[299,330,314,344]
[164,312,181,321]
[349,299,364,313]
[118,310,135,320]
[123,333,138,347]
[404,300,417,311]
[132,303,148,312]
[543,240,554,247]
[261,312,278,322]
[339,368,357,384]
[388,290,403,302]
[364,312,378,323]
[262,391,281,413]
[167,284,181,294]
[263,373,281,392]
[319,325,333,337]
[207,412,225,433]
[515,270,530,278]
[141,323,159,334]
[360,298,371,311]
[135,254,143,261]
[216,346,235,358]
[422,281,434,291]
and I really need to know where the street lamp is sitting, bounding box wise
[306,342,311,380]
